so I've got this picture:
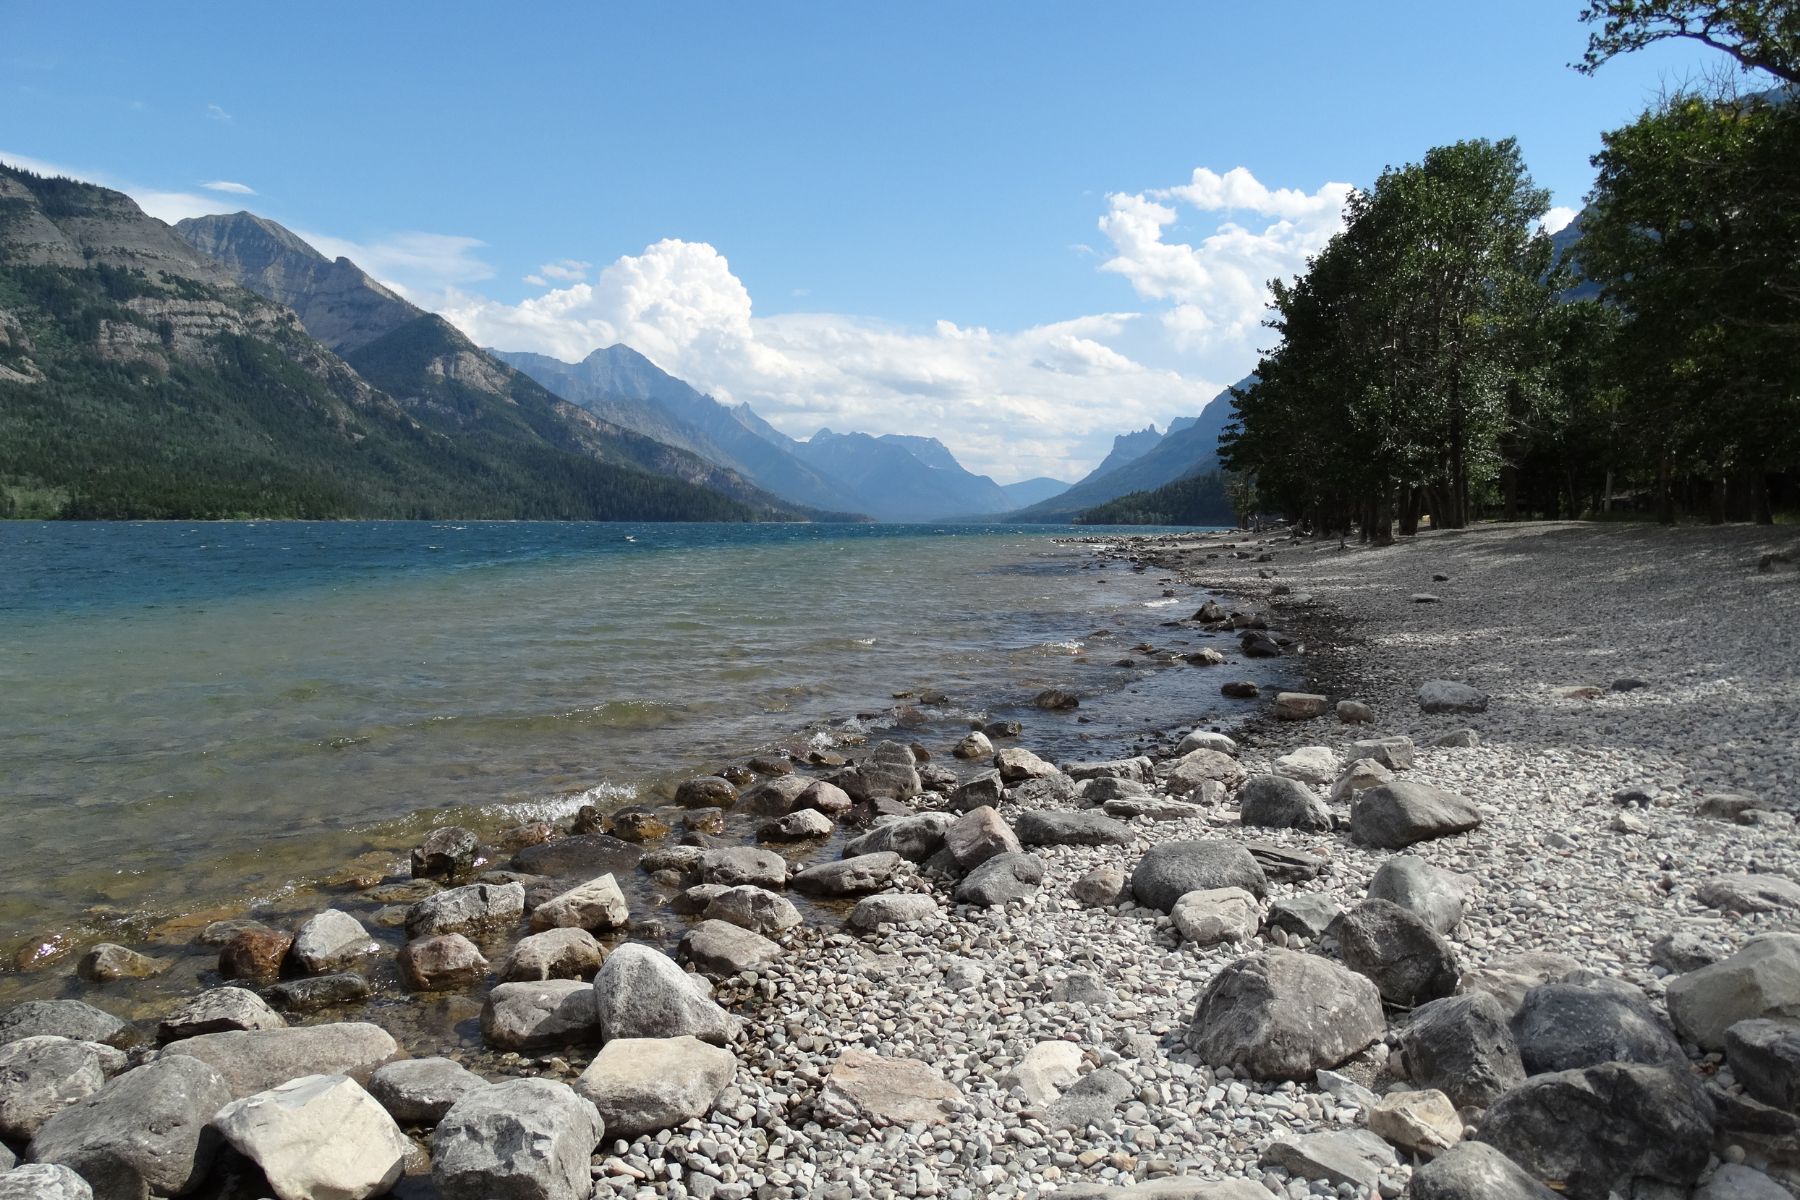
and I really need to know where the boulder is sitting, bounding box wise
[0,1165,93,1199]
[1051,972,1114,1006]
[944,806,1022,869]
[1368,856,1471,934]
[1267,894,1342,941]
[816,1050,957,1127]
[160,1023,398,1099]
[1000,1041,1084,1106]
[212,1074,409,1200]
[368,1057,487,1126]
[1330,758,1395,802]
[796,779,853,816]
[1368,1088,1463,1158]
[1178,730,1237,755]
[480,980,597,1052]
[0,1037,106,1141]
[1081,775,1149,803]
[1694,1165,1796,1200]
[791,852,906,897]
[1352,737,1417,770]
[758,809,834,842]
[1697,873,1800,914]
[399,934,490,991]
[1456,951,1585,1019]
[592,944,737,1045]
[1652,930,1719,974]
[1432,729,1481,749]
[1352,782,1482,848]
[1475,1063,1712,1200]
[411,826,479,880]
[1337,701,1375,724]
[528,874,629,933]
[1131,841,1268,911]
[845,742,922,799]
[1513,982,1684,1074]
[1064,757,1155,784]
[843,812,953,862]
[703,885,801,936]
[697,847,787,890]
[1220,680,1261,698]
[263,973,370,1014]
[287,910,378,976]
[1724,1018,1800,1110]
[1261,1130,1396,1189]
[0,1001,126,1049]
[75,944,165,983]
[432,1078,602,1200]
[1419,681,1489,714]
[1338,898,1459,1006]
[1044,1068,1133,1131]
[1274,746,1338,785]
[605,807,670,842]
[954,852,1045,907]
[1273,692,1329,720]
[28,1054,230,1199]
[1171,888,1260,946]
[948,771,1006,812]
[1104,795,1207,821]
[1236,774,1331,831]
[1034,688,1080,710]
[681,920,781,975]
[1190,949,1385,1080]
[1016,810,1134,847]
[510,834,641,878]
[1398,992,1526,1108]
[1160,748,1247,793]
[1665,933,1800,1050]
[848,893,940,930]
[406,881,526,940]
[995,747,1059,783]
[736,775,811,816]
[675,776,738,808]
[157,988,286,1042]
[1240,631,1283,659]
[1071,866,1129,908]
[1409,1141,1558,1200]
[953,731,994,760]
[573,1035,736,1140]
[496,927,605,982]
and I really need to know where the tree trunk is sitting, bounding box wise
[1502,464,1518,522]
[1708,471,1727,525]
[1756,470,1775,525]
[1657,458,1676,525]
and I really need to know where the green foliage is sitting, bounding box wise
[1075,471,1234,527]
[1576,0,1800,84]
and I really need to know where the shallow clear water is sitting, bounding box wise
[0,520,1275,1016]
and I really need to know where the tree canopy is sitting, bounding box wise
[1576,1,1800,84]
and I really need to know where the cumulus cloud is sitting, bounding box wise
[1542,205,1578,234]
[201,180,256,195]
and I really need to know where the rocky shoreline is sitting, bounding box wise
[3,520,1799,1200]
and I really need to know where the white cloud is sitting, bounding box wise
[299,229,493,298]
[205,103,232,122]
[201,180,256,195]
[1542,205,1578,234]
[537,258,591,282]
[0,149,235,223]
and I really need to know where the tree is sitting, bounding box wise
[1576,1,1800,85]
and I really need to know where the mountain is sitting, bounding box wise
[999,476,1070,508]
[494,345,854,514]
[788,429,1013,522]
[1086,425,1166,481]
[1003,378,1249,521]
[0,166,769,521]
[1077,470,1234,526]
[173,211,815,520]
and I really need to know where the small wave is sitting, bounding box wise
[1039,640,1084,654]
[488,779,638,825]
[854,637,877,646]
[1142,598,1182,608]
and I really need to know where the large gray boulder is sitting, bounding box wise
[1337,898,1460,1006]
[1368,855,1471,934]
[1512,983,1684,1074]
[843,742,921,800]
[432,1078,602,1200]
[1171,888,1260,946]
[529,874,629,933]
[28,1055,230,1200]
[1237,774,1331,831]
[573,1036,736,1140]
[157,988,286,1042]
[1161,749,1247,797]
[680,920,781,975]
[1695,873,1800,914]
[1408,1141,1557,1200]
[1664,932,1800,1049]
[943,806,1022,869]
[1398,993,1526,1108]
[288,909,378,975]
[791,852,906,896]
[368,1057,488,1126]
[160,1022,399,1099]
[1475,1063,1712,1200]
[0,1037,106,1141]
[1016,810,1134,847]
[1724,1018,1800,1110]
[849,893,941,930]
[0,1164,94,1199]
[703,885,801,935]
[954,852,1044,907]
[211,1074,409,1200]
[592,944,738,1045]
[1131,841,1268,911]
[843,813,953,862]
[1190,949,1385,1080]
[0,1000,126,1049]
[481,980,597,1052]
[406,881,526,940]
[496,928,605,983]
[1351,782,1482,848]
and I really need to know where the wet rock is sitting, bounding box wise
[953,731,993,760]
[480,980,597,1052]
[848,893,940,930]
[995,747,1059,783]
[696,847,787,890]
[1190,949,1385,1080]
[1513,982,1684,1074]
[528,874,629,933]
[792,852,906,897]
[219,927,295,983]
[1131,840,1269,911]
[844,812,952,861]
[263,973,371,1014]
[605,807,671,842]
[1398,992,1526,1108]
[1352,781,1483,848]
[399,934,490,992]
[1171,887,1259,945]
[954,852,1044,907]
[573,1035,736,1140]
[1697,873,1800,914]
[288,910,378,976]
[0,1164,93,1199]
[432,1077,602,1200]
[1369,855,1471,934]
[796,779,853,816]
[1240,631,1282,659]
[1016,810,1134,847]
[28,1054,230,1199]
[944,806,1022,869]
[737,776,811,816]
[703,885,801,935]
[406,882,526,940]
[1419,681,1489,714]
[497,927,605,982]
[844,742,922,800]
[675,776,738,808]
[681,919,781,975]
[1267,893,1341,941]
[212,1074,409,1200]
[1273,692,1329,720]
[1369,1088,1463,1158]
[817,1050,958,1127]
[1236,774,1331,831]
[1665,933,1800,1050]
[368,1057,487,1126]
[0,1001,126,1050]
[1045,1067,1132,1131]
[1475,1063,1712,1200]
[1409,1141,1557,1200]
[511,834,641,878]
[75,944,165,983]
[158,988,286,1042]
[592,943,737,1045]
[1071,866,1128,908]
[0,1037,106,1141]
[160,1023,399,1098]
[1035,688,1080,710]
[758,808,834,841]
[1456,951,1586,1019]
[411,827,479,881]
[1221,680,1261,698]
[1260,1130,1396,1189]
[1339,898,1459,1006]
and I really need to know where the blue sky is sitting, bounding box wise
[4,2,1721,481]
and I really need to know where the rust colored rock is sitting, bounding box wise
[218,927,293,982]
